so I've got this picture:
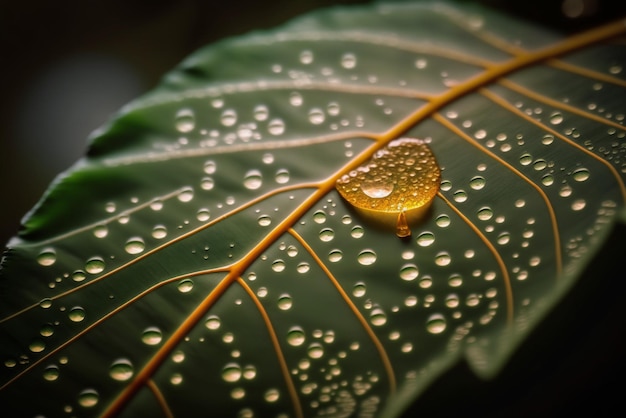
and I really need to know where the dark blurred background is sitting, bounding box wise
[0,0,624,416]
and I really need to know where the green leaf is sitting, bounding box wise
[1,1,625,417]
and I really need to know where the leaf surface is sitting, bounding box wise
[1,1,625,417]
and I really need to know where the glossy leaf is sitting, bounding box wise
[1,1,625,417]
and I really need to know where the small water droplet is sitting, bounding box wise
[289,92,303,107]
[572,199,586,211]
[319,228,335,242]
[470,176,486,190]
[549,112,563,125]
[445,294,460,308]
[125,237,145,255]
[341,53,357,69]
[110,358,134,381]
[277,293,293,310]
[257,214,272,226]
[205,315,221,330]
[93,224,108,238]
[85,257,105,274]
[264,389,280,403]
[572,167,590,182]
[313,210,327,224]
[307,342,324,359]
[497,232,510,245]
[142,326,163,345]
[519,153,532,166]
[477,207,493,221]
[357,249,377,266]
[328,249,343,262]
[299,50,313,64]
[221,109,237,126]
[399,264,419,281]
[178,187,194,202]
[287,326,306,347]
[243,170,263,190]
[436,214,451,228]
[542,174,554,186]
[351,225,364,238]
[267,118,285,135]
[426,314,447,334]
[308,108,325,125]
[275,168,290,184]
[435,252,451,266]
[197,208,211,222]
[370,308,387,326]
[175,108,195,133]
[68,306,86,322]
[416,231,435,247]
[71,270,86,282]
[37,248,56,266]
[78,389,99,408]
[297,262,310,274]
[352,282,366,297]
[222,363,242,383]
[177,279,194,293]
[152,225,168,239]
[253,105,269,121]
[29,339,46,353]
[204,160,217,175]
[43,365,60,381]
[272,259,286,272]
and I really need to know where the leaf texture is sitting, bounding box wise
[1,1,625,417]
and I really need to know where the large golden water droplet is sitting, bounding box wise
[336,138,440,237]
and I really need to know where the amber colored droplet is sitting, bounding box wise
[336,138,441,237]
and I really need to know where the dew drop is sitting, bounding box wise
[319,228,335,242]
[436,214,451,228]
[221,109,237,126]
[142,326,163,345]
[497,232,511,245]
[277,293,293,310]
[177,279,194,293]
[85,257,105,274]
[110,358,134,381]
[152,225,168,239]
[253,105,269,121]
[307,342,324,359]
[341,53,357,69]
[289,92,303,107]
[299,50,313,64]
[29,339,46,353]
[263,118,285,136]
[265,389,280,403]
[204,160,217,175]
[205,315,221,330]
[416,231,435,247]
[470,176,486,190]
[327,102,340,116]
[197,208,211,222]
[572,167,590,182]
[287,326,306,346]
[357,249,377,265]
[352,282,366,297]
[78,389,99,408]
[68,306,86,322]
[313,210,327,224]
[39,298,52,309]
[222,363,242,383]
[572,199,586,211]
[275,168,290,184]
[37,248,57,266]
[308,108,325,125]
[175,108,195,133]
[297,262,310,274]
[257,214,272,226]
[43,365,60,381]
[370,308,387,326]
[542,174,555,186]
[272,259,286,272]
[328,249,343,262]
[519,153,532,166]
[93,224,108,238]
[426,314,447,334]
[435,252,451,266]
[399,264,419,281]
[549,112,563,125]
[243,170,263,190]
[351,225,364,238]
[178,187,194,202]
[71,270,86,282]
[477,207,493,221]
[125,237,145,255]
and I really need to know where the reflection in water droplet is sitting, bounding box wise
[37,248,57,266]
[205,315,221,330]
[142,327,163,345]
[222,363,242,383]
[287,326,306,346]
[319,228,335,242]
[328,249,343,262]
[243,170,263,190]
[177,279,194,293]
[572,168,590,182]
[125,237,145,255]
[221,109,237,126]
[399,264,419,281]
[308,342,324,359]
[426,314,447,334]
[85,257,105,274]
[43,365,60,381]
[68,306,86,322]
[110,358,134,381]
[265,389,280,403]
[353,282,366,297]
[370,308,387,326]
[357,249,377,265]
[277,293,293,310]
[175,108,195,133]
[308,108,325,125]
[275,168,290,184]
[78,389,99,408]
[341,53,357,69]
[435,252,451,266]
